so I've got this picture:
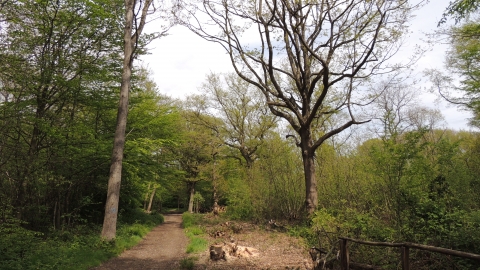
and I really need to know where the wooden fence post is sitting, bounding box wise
[340,238,349,270]
[401,246,410,270]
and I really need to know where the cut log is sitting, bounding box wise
[236,245,259,257]
[227,241,238,254]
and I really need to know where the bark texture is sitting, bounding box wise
[101,0,153,240]
[101,0,134,240]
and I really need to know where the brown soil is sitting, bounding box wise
[92,214,188,270]
[191,217,313,270]
[92,214,313,270]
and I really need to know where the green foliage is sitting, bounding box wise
[0,0,124,230]
[186,226,204,236]
[288,207,396,267]
[225,176,255,220]
[287,225,318,248]
[441,0,480,24]
[193,192,205,213]
[310,208,395,243]
[289,128,480,268]
[310,208,339,235]
[198,72,277,168]
[182,212,196,228]
[256,134,305,220]
[364,130,431,232]
[119,202,165,227]
[0,221,44,270]
[0,210,163,270]
[0,0,179,232]
[444,20,480,127]
[211,133,305,222]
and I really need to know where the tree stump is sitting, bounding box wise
[210,244,226,261]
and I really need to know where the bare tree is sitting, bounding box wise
[180,0,417,213]
[370,80,445,139]
[372,81,418,138]
[199,72,277,168]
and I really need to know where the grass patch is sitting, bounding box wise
[186,226,203,236]
[186,235,208,253]
[182,212,209,254]
[182,212,201,228]
[0,210,164,270]
[180,256,198,270]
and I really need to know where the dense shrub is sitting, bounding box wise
[0,210,163,270]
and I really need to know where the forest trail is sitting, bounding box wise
[92,214,188,270]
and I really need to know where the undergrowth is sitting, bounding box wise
[182,212,208,254]
[0,209,164,270]
[180,256,198,270]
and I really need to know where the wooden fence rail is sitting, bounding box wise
[339,237,480,270]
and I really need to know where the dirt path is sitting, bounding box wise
[93,214,188,270]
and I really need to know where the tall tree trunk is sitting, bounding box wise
[213,182,219,215]
[100,0,153,240]
[188,182,195,213]
[53,201,57,230]
[143,183,151,210]
[303,153,317,215]
[147,186,156,213]
[158,200,162,213]
[55,196,61,230]
[301,129,318,215]
[100,0,135,241]
[212,160,219,215]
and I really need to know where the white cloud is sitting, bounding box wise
[141,24,233,99]
[141,0,474,130]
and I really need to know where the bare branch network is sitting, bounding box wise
[180,0,416,152]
